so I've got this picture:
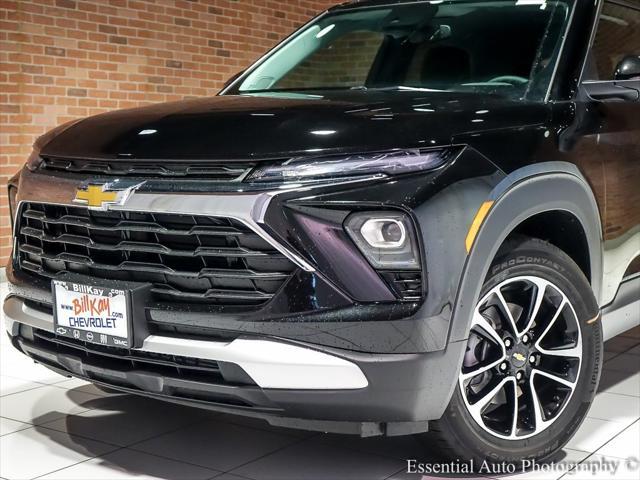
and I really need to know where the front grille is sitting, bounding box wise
[16,203,296,306]
[17,326,272,408]
[40,156,254,181]
[28,327,226,384]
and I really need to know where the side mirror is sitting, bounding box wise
[614,55,640,81]
[223,70,244,89]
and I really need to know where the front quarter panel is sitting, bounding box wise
[261,147,504,353]
[449,162,603,345]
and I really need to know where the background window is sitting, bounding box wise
[588,2,640,80]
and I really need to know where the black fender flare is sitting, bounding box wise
[420,162,604,420]
[448,161,603,345]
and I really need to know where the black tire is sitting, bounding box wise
[427,237,603,467]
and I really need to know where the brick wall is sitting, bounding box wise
[0,0,336,264]
[277,30,383,89]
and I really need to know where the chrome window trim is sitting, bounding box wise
[544,0,578,103]
[576,0,606,85]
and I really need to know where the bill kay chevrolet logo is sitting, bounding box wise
[74,181,144,210]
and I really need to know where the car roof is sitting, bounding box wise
[329,0,433,11]
[329,0,640,12]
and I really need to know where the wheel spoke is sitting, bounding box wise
[471,310,507,354]
[461,356,505,381]
[532,368,577,389]
[535,296,582,359]
[467,377,513,420]
[521,278,548,334]
[528,369,576,430]
[496,290,520,337]
[510,381,519,437]
[528,374,546,429]
[534,298,567,347]
[537,344,582,358]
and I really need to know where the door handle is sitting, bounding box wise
[588,88,639,102]
[584,82,640,102]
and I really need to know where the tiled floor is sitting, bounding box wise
[0,281,638,480]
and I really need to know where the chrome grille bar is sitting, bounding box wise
[17,202,296,306]
[40,157,254,180]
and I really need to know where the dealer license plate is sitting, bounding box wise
[52,280,131,348]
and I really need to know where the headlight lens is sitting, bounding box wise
[246,149,448,183]
[360,218,407,249]
[345,211,420,270]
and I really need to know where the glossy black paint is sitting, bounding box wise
[614,55,640,81]
[10,321,466,430]
[40,91,548,161]
[8,0,640,357]
[5,0,640,430]
[6,148,500,354]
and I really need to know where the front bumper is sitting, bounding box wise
[4,294,466,435]
[8,166,459,354]
[4,296,367,390]
[5,154,496,432]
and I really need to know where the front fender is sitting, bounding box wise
[448,161,603,346]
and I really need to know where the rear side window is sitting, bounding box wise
[586,1,640,80]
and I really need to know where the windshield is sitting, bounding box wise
[230,0,573,100]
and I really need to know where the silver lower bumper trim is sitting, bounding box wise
[3,296,368,390]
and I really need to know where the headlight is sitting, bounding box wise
[345,211,420,270]
[359,218,407,249]
[246,149,449,183]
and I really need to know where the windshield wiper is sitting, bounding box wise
[241,85,445,94]
[241,86,368,94]
[361,86,445,92]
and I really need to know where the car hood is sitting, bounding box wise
[40,91,548,161]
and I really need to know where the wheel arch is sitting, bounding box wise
[448,161,603,346]
[502,210,592,282]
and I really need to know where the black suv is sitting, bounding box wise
[5,0,640,465]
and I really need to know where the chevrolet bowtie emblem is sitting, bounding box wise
[74,181,143,210]
[512,353,526,363]
[75,184,118,208]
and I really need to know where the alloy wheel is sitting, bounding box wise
[459,276,583,440]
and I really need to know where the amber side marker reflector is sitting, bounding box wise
[465,201,494,254]
[587,314,601,325]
